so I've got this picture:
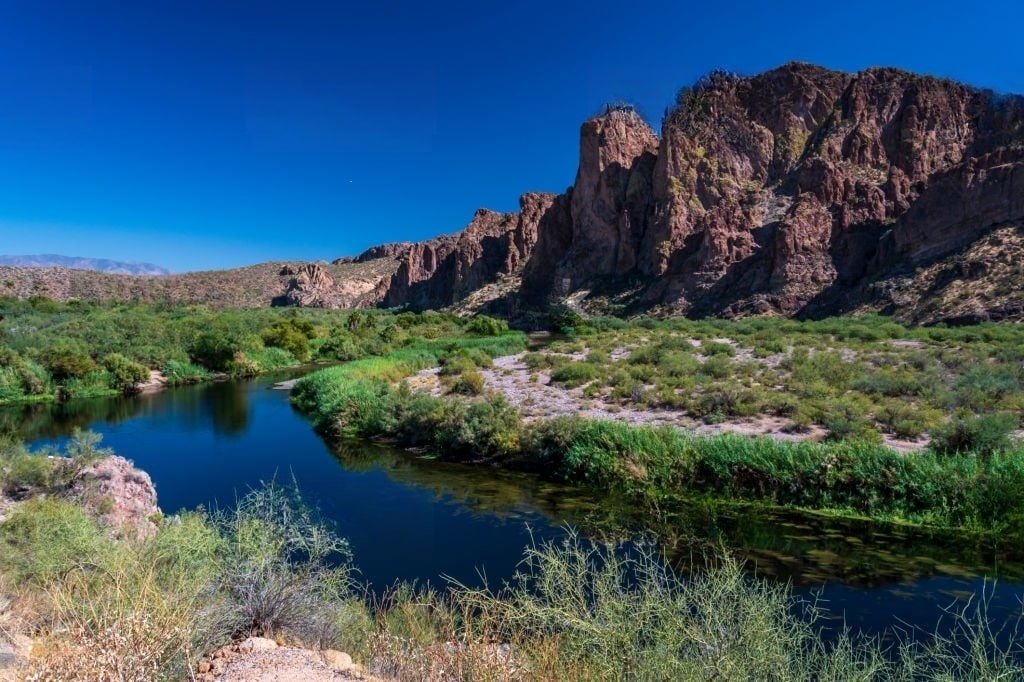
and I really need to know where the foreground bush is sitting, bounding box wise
[369,534,1024,681]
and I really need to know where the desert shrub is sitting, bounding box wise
[876,401,938,439]
[439,353,478,377]
[550,360,601,387]
[930,412,1018,456]
[261,321,312,362]
[657,350,699,378]
[211,483,354,648]
[693,384,763,423]
[432,397,523,459]
[820,396,880,442]
[0,498,109,585]
[466,315,508,336]
[954,364,1023,411]
[700,355,733,379]
[701,340,736,357]
[29,511,225,681]
[42,343,98,381]
[1,448,56,492]
[101,353,150,393]
[449,369,485,396]
[851,368,924,397]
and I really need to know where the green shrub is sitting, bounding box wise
[930,412,1018,456]
[449,369,485,396]
[0,497,109,585]
[320,332,363,361]
[245,347,297,372]
[211,483,354,647]
[189,331,248,371]
[43,344,98,381]
[163,360,212,386]
[102,353,150,393]
[439,353,477,377]
[550,360,601,387]
[466,315,508,336]
[261,321,312,362]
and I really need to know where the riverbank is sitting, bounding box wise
[292,334,1024,535]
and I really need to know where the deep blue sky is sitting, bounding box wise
[1,1,1022,272]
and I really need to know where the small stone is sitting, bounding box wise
[197,660,212,673]
[238,636,279,652]
[321,649,353,671]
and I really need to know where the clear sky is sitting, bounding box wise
[1,0,1022,272]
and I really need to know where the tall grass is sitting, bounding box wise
[367,533,1024,681]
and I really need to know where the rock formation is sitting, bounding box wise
[517,63,1024,321]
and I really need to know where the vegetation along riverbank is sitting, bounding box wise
[2,435,1022,680]
[0,298,516,404]
[293,314,1024,534]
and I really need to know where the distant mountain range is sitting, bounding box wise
[0,254,170,276]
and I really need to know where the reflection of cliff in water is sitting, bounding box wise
[202,381,250,435]
[327,438,1024,590]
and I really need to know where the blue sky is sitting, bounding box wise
[1,0,1022,272]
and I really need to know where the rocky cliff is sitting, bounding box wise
[517,63,1024,321]
[359,62,1024,323]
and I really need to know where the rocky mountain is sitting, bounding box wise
[377,62,1024,324]
[2,63,1022,323]
[0,254,171,276]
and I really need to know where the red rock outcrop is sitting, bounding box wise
[518,62,1024,319]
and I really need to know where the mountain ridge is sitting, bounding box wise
[0,254,171,276]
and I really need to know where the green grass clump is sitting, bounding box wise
[163,360,213,386]
[0,497,110,585]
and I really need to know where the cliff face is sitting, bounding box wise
[517,63,1024,320]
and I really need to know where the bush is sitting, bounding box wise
[163,360,211,386]
[550,360,600,387]
[43,344,98,381]
[261,321,312,362]
[1,449,56,492]
[0,498,109,585]
[930,412,1018,456]
[211,483,354,647]
[189,331,243,371]
[449,369,485,395]
[102,353,150,393]
[466,315,508,336]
